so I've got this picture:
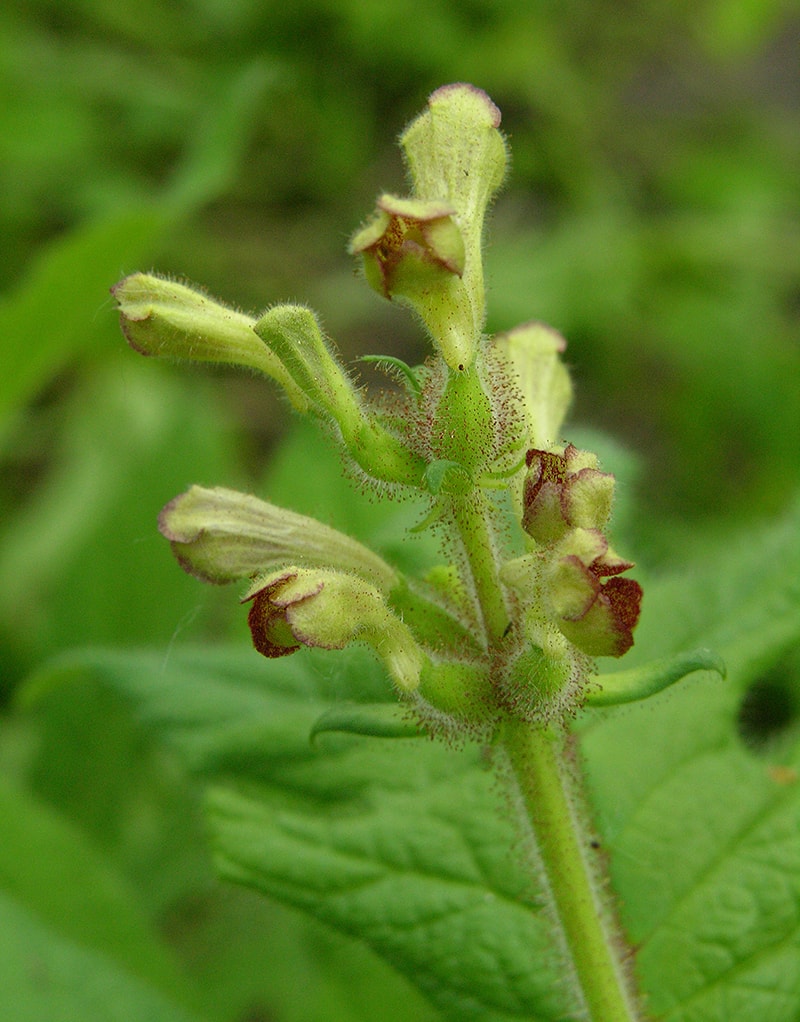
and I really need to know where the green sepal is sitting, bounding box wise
[310,702,426,740]
[388,577,482,656]
[585,647,726,708]
[430,365,494,474]
[424,459,472,496]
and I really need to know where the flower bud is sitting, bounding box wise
[158,485,398,593]
[401,84,506,252]
[112,274,308,410]
[523,444,615,545]
[403,84,507,362]
[492,322,572,451]
[243,568,425,692]
[351,194,474,371]
[352,85,507,371]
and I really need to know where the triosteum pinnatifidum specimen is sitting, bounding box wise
[114,85,722,1022]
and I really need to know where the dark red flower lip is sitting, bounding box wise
[244,571,324,659]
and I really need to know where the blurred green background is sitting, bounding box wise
[0,1,798,1020]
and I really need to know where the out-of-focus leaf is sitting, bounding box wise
[0,365,237,673]
[0,63,272,434]
[0,892,204,1022]
[0,207,169,431]
[20,645,398,779]
[165,61,275,214]
[0,777,201,1022]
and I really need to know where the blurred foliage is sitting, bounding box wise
[1,0,799,1020]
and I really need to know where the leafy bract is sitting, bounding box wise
[20,496,800,1021]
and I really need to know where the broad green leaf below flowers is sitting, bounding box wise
[20,646,576,1022]
[20,495,800,1022]
[583,495,800,1022]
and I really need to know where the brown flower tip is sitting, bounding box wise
[548,531,643,658]
[523,445,615,545]
[245,571,315,658]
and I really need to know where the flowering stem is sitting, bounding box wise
[496,720,644,1022]
[451,492,509,643]
[456,494,643,1022]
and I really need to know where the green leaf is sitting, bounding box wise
[164,62,275,214]
[208,778,564,1022]
[14,668,438,1022]
[0,893,203,1022]
[582,496,800,1021]
[0,207,169,433]
[21,644,569,1021]
[0,777,201,1022]
[0,64,271,435]
[20,645,398,780]
[0,366,237,673]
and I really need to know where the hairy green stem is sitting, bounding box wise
[497,720,643,1022]
[455,490,642,1021]
[451,492,509,643]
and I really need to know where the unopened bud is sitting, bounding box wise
[493,322,572,451]
[159,485,398,593]
[401,84,506,249]
[112,274,308,410]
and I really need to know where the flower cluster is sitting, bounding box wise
[114,84,644,736]
[522,445,642,657]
